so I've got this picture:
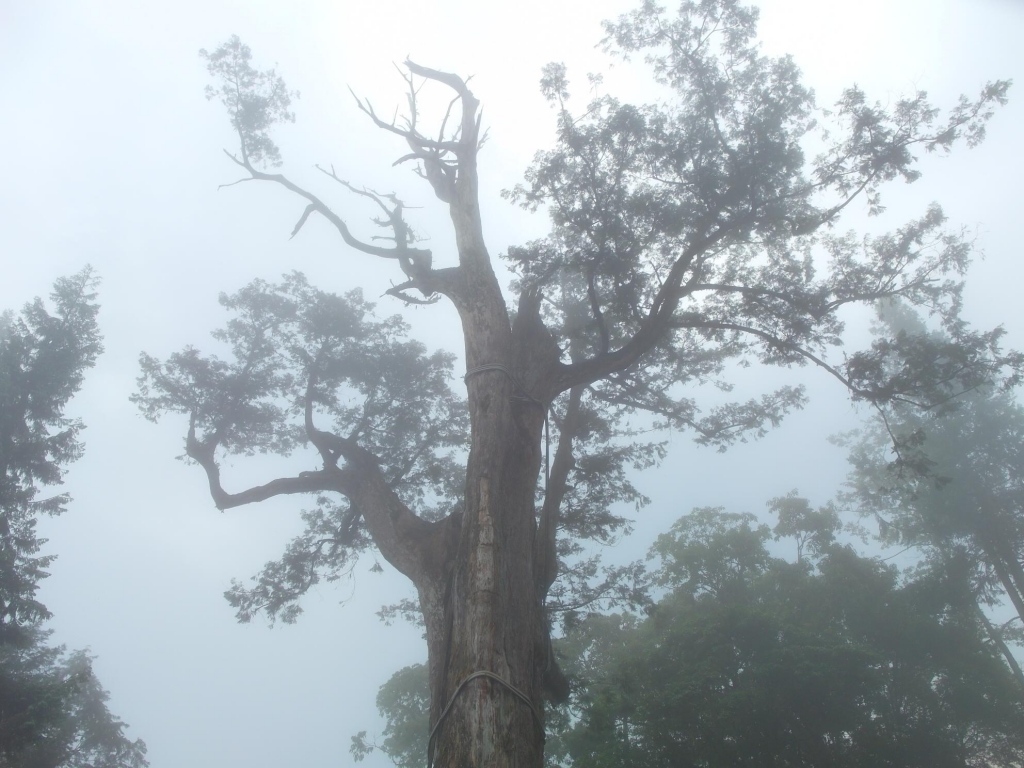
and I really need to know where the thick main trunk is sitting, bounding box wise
[407,107,562,765]
[420,272,555,767]
[417,437,550,766]
[420,356,550,767]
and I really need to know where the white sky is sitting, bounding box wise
[1,1,1022,766]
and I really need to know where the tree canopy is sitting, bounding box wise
[136,0,1017,626]
[840,301,1024,685]
[1,270,103,642]
[133,2,1018,765]
[0,271,147,768]
[551,505,1024,767]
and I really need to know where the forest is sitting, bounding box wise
[2,1,1023,766]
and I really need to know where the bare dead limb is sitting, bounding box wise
[346,61,484,206]
[314,164,427,257]
[386,280,442,305]
[348,85,461,154]
[218,177,257,190]
[222,149,405,260]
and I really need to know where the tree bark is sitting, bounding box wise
[408,97,562,761]
[421,321,557,767]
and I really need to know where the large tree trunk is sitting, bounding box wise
[406,121,562,762]
[207,61,576,765]
[418,337,554,767]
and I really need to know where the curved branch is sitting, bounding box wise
[338,438,450,584]
[553,229,724,394]
[223,150,426,263]
[688,319,995,413]
[304,359,339,467]
[385,279,443,305]
[186,407,446,584]
[689,280,941,320]
[186,426,349,511]
[688,283,825,317]
[685,319,864,395]
[404,61,474,100]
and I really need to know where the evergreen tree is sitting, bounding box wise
[842,301,1024,688]
[0,270,147,768]
[136,3,1016,764]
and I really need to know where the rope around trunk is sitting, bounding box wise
[426,670,544,768]
[463,363,550,485]
[426,365,550,766]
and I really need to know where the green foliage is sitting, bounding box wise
[200,35,298,167]
[134,273,468,623]
[768,492,840,564]
[841,305,1024,643]
[0,268,102,642]
[845,385,1024,562]
[162,0,1022,636]
[552,506,1024,768]
[136,272,465,475]
[350,663,429,768]
[508,0,1016,422]
[650,507,771,594]
[0,272,146,767]
[0,633,147,768]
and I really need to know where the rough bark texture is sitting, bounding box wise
[423,170,559,768]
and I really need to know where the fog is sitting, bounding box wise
[2,1,1022,766]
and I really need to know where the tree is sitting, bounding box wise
[134,3,1017,765]
[361,505,1024,767]
[0,270,148,768]
[842,301,1024,688]
[549,506,1024,768]
[1,270,102,645]
[350,663,431,768]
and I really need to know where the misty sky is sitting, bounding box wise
[1,1,1022,766]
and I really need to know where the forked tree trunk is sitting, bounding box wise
[401,138,563,763]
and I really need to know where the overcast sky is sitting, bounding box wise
[2,1,1023,766]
